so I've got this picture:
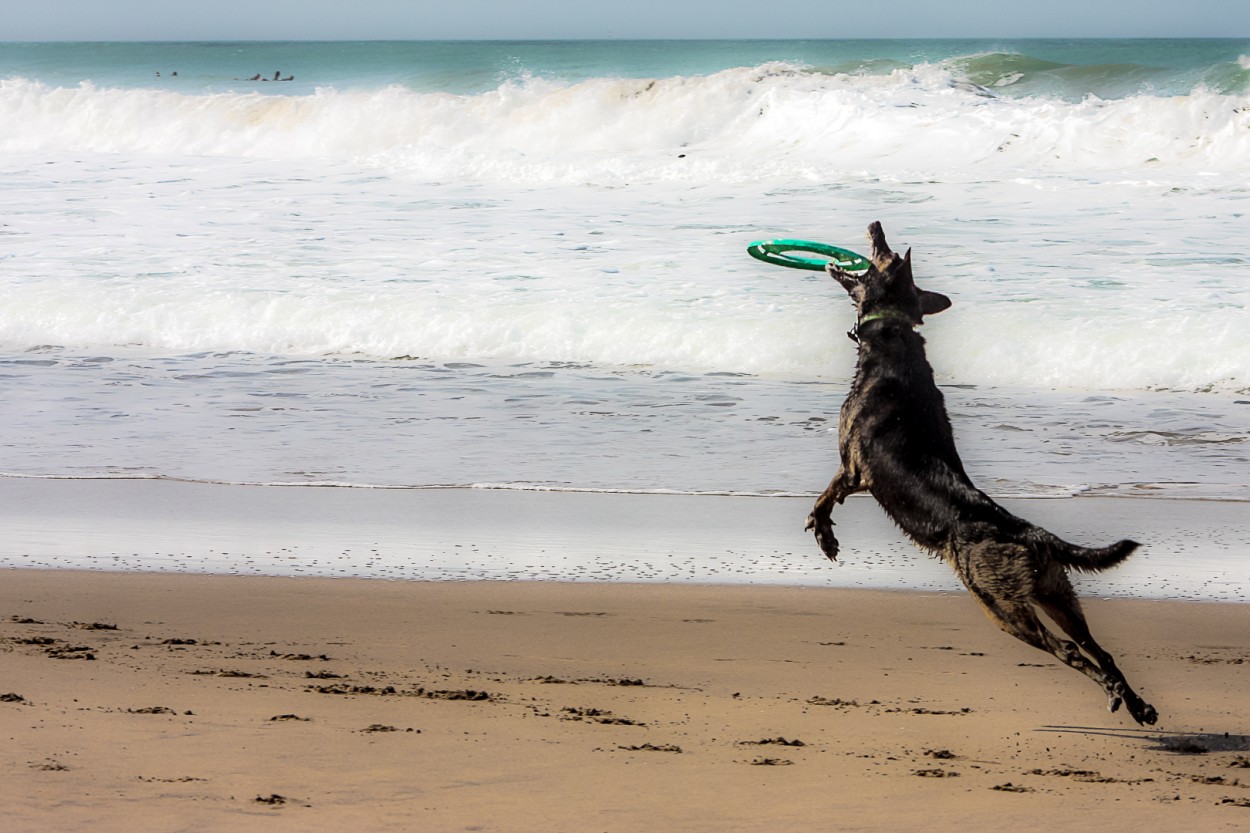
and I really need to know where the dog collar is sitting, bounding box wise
[858,309,915,327]
[848,308,915,344]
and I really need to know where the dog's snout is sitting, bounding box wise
[866,222,893,267]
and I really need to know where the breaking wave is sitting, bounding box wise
[3,58,1248,183]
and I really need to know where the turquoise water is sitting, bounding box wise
[3,39,1247,97]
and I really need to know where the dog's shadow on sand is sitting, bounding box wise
[1038,725,1250,755]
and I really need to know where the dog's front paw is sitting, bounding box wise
[804,513,840,562]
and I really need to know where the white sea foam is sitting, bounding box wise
[2,142,1248,393]
[2,60,1249,408]
[4,265,1246,393]
[3,65,1248,184]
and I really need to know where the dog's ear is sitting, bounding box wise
[898,248,951,316]
[919,290,952,316]
[899,247,916,286]
[879,247,913,287]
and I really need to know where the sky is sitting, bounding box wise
[3,0,1248,41]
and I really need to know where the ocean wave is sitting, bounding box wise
[2,62,1247,183]
[7,472,1237,501]
[0,471,817,497]
[3,55,1248,396]
[6,273,1247,394]
[949,51,1250,99]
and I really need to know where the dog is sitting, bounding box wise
[804,221,1157,725]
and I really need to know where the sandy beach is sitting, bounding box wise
[3,568,1248,832]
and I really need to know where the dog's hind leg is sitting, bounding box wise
[966,588,1155,723]
[805,467,863,561]
[1036,589,1158,725]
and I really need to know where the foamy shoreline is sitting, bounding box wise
[2,476,1245,602]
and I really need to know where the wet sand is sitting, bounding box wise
[2,570,1248,832]
[2,477,1248,599]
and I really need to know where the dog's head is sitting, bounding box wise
[827,221,951,327]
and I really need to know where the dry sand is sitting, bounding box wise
[2,570,1248,832]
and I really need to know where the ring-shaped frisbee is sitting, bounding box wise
[747,239,870,273]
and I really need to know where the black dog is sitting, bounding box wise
[805,221,1157,725]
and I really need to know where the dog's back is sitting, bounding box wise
[843,316,1137,571]
[840,310,1030,552]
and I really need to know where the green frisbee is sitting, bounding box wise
[747,239,870,273]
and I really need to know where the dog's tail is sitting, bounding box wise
[1027,529,1140,573]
